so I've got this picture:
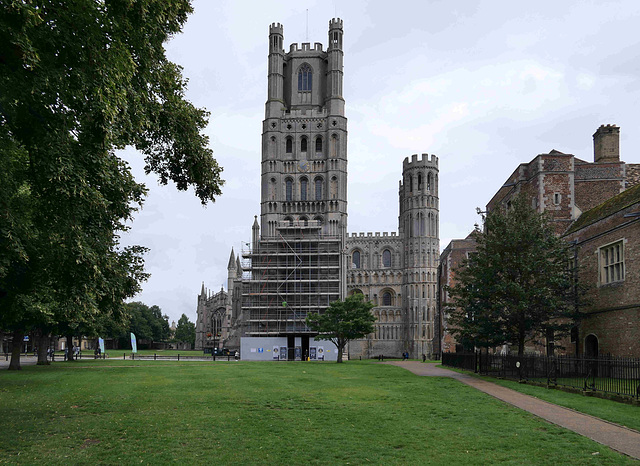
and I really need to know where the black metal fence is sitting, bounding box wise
[442,352,640,399]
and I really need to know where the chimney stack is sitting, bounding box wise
[593,124,620,163]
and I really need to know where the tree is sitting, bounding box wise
[122,302,170,347]
[446,196,581,356]
[0,1,223,369]
[306,294,376,363]
[174,314,195,347]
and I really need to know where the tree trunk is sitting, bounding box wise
[337,341,345,363]
[66,335,74,361]
[517,331,525,357]
[36,333,50,365]
[8,329,23,370]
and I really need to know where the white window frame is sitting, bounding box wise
[599,239,624,285]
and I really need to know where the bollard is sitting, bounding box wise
[123,353,126,360]
[213,353,216,362]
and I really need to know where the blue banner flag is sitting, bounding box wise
[130,333,137,353]
[98,338,105,354]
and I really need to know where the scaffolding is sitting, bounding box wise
[241,221,342,337]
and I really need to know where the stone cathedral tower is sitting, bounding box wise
[260,19,347,239]
[235,19,348,359]
[197,18,441,360]
[399,155,440,357]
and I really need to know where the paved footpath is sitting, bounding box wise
[386,361,640,460]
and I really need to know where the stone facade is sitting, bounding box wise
[347,154,440,359]
[197,19,440,359]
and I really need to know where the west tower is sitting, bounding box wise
[240,19,348,358]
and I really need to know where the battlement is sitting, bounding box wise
[269,22,283,35]
[329,18,343,29]
[594,123,619,134]
[403,153,438,169]
[349,232,397,238]
[289,42,324,53]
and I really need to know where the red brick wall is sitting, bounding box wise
[564,204,640,356]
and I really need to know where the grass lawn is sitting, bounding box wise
[440,366,640,432]
[0,360,635,464]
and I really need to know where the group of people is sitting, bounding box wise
[62,345,81,361]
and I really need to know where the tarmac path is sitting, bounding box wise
[386,361,640,460]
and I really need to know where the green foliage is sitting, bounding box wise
[306,294,376,363]
[124,302,170,343]
[0,362,633,464]
[447,196,581,355]
[0,1,223,360]
[174,313,195,345]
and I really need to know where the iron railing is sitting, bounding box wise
[442,352,640,399]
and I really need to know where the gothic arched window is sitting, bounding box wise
[286,137,292,154]
[352,250,361,269]
[298,64,312,91]
[382,291,392,306]
[301,137,307,153]
[315,178,323,200]
[315,137,322,153]
[382,249,392,267]
[418,173,423,191]
[300,178,308,201]
[285,179,293,201]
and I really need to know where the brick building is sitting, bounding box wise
[438,232,477,354]
[563,184,640,357]
[440,124,640,357]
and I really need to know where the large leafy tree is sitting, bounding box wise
[447,196,580,356]
[174,313,195,347]
[0,1,223,369]
[306,294,376,363]
[124,302,170,345]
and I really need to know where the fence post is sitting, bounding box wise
[123,353,125,360]
[154,353,156,360]
[178,353,180,361]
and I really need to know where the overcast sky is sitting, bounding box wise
[119,0,640,325]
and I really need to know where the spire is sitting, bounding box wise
[252,215,260,246]
[200,281,205,296]
[227,248,236,270]
[237,257,242,276]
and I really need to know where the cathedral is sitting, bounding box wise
[196,19,440,360]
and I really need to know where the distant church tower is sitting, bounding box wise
[239,19,348,358]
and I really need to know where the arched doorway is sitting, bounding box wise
[584,334,599,358]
